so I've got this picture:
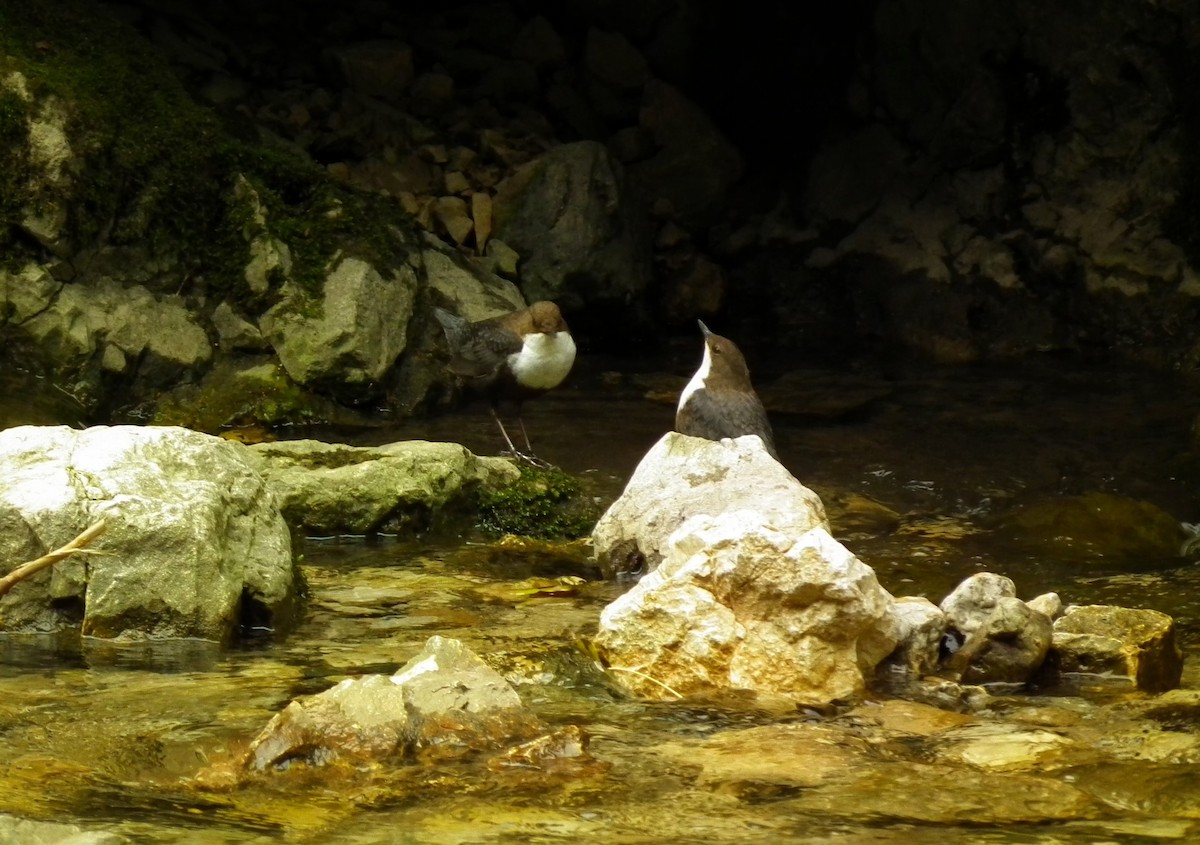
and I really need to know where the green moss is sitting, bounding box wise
[0,1,416,310]
[476,464,600,540]
[0,3,227,251]
[151,359,325,432]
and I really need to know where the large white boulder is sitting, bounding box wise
[594,511,898,705]
[0,425,296,643]
[591,432,828,578]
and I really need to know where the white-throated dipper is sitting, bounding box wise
[434,300,576,463]
[675,320,778,459]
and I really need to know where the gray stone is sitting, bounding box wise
[889,595,947,675]
[1052,604,1183,692]
[234,176,292,295]
[211,301,268,352]
[2,269,212,395]
[941,572,1018,636]
[1028,592,1063,619]
[797,0,1200,364]
[629,80,744,229]
[260,255,417,396]
[246,674,411,770]
[324,40,414,99]
[0,425,296,643]
[941,574,1053,685]
[583,28,650,90]
[3,71,75,256]
[421,239,526,320]
[492,140,652,308]
[510,16,567,69]
[245,635,542,771]
[433,195,473,245]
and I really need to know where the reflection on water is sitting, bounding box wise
[1,354,1199,842]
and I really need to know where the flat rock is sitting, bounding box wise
[239,439,519,534]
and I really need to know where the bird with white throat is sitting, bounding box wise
[675,320,777,459]
[434,300,576,464]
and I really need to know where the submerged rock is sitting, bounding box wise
[594,511,898,705]
[654,722,870,797]
[591,432,827,579]
[792,760,1095,824]
[994,492,1188,561]
[932,722,1076,771]
[0,814,128,845]
[245,635,546,772]
[0,425,296,643]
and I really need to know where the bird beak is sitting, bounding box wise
[697,320,712,338]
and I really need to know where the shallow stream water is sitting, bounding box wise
[2,351,1200,843]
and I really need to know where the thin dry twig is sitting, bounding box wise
[605,665,685,699]
[0,519,108,598]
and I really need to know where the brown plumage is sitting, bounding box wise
[434,300,576,461]
[675,320,777,459]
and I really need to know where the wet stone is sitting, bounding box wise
[792,761,1097,824]
[841,699,975,737]
[932,722,1076,771]
[653,723,870,797]
[241,635,546,775]
[1050,604,1183,693]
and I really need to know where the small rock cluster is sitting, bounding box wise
[197,635,599,788]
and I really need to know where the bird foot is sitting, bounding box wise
[502,449,556,469]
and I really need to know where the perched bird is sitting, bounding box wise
[675,320,778,459]
[433,300,576,463]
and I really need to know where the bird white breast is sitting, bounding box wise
[509,331,577,389]
[677,343,712,412]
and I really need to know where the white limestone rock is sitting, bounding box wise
[595,511,898,705]
[0,425,296,643]
[592,432,828,579]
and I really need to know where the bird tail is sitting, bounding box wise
[433,307,468,345]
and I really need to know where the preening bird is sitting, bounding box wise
[434,300,576,463]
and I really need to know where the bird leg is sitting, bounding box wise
[516,416,553,469]
[517,415,534,455]
[490,407,551,467]
[490,406,521,456]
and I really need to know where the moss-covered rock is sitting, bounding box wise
[0,1,423,419]
[151,358,329,432]
[476,464,601,540]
